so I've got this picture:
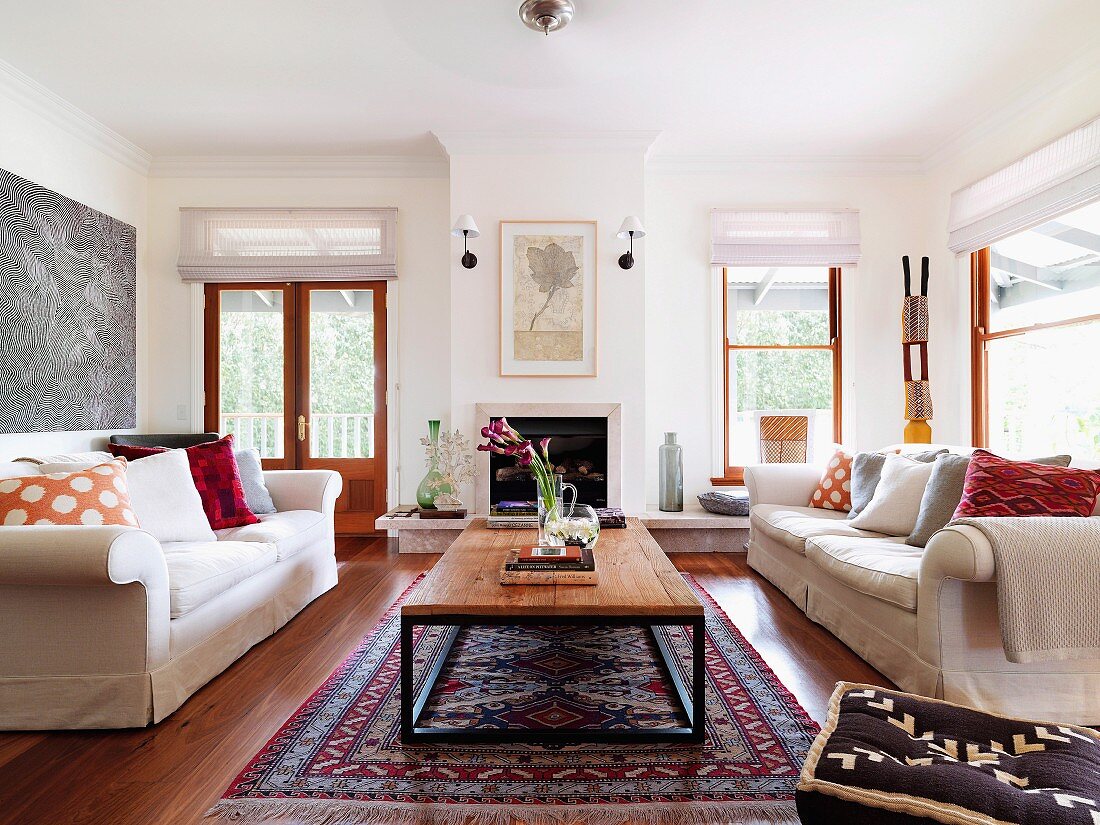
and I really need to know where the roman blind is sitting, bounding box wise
[177,207,398,281]
[710,209,861,266]
[948,116,1100,255]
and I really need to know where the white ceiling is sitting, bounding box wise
[0,0,1097,161]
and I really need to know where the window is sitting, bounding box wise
[971,200,1100,460]
[714,267,842,484]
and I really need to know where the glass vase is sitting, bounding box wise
[416,420,452,509]
[658,431,684,512]
[544,503,601,550]
[536,472,577,546]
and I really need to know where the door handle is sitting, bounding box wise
[297,415,308,442]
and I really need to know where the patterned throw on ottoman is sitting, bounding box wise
[797,682,1100,825]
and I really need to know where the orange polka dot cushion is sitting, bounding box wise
[810,448,853,512]
[0,460,137,527]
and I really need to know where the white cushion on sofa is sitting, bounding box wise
[162,540,277,618]
[125,450,215,543]
[215,510,326,561]
[849,453,936,536]
[805,535,923,611]
[0,462,41,479]
[750,504,886,555]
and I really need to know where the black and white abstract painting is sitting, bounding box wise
[0,168,136,433]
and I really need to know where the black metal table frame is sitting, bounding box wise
[400,613,706,744]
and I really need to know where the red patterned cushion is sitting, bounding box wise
[109,435,259,529]
[952,449,1100,520]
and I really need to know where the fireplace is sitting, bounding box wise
[475,403,622,514]
[488,416,608,509]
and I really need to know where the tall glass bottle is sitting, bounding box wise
[658,432,684,512]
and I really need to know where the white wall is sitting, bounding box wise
[0,90,148,460]
[446,151,649,512]
[144,175,449,504]
[644,170,944,503]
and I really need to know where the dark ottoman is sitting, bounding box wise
[797,682,1100,825]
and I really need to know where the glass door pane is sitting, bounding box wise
[218,289,285,459]
[307,289,376,458]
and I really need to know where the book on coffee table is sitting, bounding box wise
[500,547,597,585]
[515,544,583,562]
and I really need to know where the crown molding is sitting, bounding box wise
[647,153,925,177]
[432,130,661,157]
[148,154,449,179]
[0,59,151,175]
[921,46,1100,172]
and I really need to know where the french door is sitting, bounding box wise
[204,281,387,534]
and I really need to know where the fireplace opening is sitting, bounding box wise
[488,416,608,509]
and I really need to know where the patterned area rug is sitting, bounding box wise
[209,575,818,825]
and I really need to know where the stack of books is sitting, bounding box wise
[595,507,627,528]
[487,500,538,528]
[499,544,597,586]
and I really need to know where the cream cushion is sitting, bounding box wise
[161,540,277,618]
[750,504,885,554]
[215,510,327,561]
[0,462,43,479]
[125,450,215,543]
[805,535,923,611]
[849,453,936,536]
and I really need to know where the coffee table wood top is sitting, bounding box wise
[402,518,703,618]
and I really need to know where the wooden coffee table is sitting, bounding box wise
[401,518,705,744]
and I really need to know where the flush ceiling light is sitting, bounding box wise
[519,0,574,35]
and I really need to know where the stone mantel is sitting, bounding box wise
[473,402,622,515]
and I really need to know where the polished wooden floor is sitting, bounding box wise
[0,538,887,825]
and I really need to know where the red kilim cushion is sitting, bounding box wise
[109,434,259,529]
[952,449,1100,520]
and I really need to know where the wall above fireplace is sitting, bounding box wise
[474,402,622,514]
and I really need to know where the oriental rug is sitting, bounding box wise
[209,575,818,825]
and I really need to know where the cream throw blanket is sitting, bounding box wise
[953,516,1100,663]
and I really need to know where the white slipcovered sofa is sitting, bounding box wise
[0,461,341,729]
[745,459,1100,725]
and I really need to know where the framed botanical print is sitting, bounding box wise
[499,220,598,376]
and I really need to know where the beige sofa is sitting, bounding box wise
[744,461,1100,725]
[0,461,342,730]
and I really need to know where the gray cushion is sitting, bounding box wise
[906,452,1072,547]
[235,448,277,515]
[849,449,945,518]
[698,491,750,516]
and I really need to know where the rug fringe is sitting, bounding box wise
[206,798,800,825]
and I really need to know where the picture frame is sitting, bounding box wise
[499,220,598,377]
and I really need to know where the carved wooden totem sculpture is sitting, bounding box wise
[902,256,933,443]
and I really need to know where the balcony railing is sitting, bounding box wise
[221,413,374,459]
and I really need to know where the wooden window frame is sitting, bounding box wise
[712,267,843,486]
[970,248,1100,447]
[204,282,297,469]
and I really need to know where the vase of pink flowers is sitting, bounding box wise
[478,417,581,546]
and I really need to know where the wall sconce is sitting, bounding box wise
[451,215,480,269]
[616,216,646,269]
